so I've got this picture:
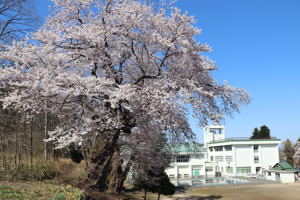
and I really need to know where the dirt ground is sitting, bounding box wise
[165,183,300,200]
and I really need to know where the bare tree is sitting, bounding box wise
[0,0,39,170]
[0,0,39,45]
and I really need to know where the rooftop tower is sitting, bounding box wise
[204,125,225,146]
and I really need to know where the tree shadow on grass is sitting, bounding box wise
[173,195,222,200]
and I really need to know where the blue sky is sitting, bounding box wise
[36,0,300,143]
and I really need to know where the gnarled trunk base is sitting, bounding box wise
[81,134,131,200]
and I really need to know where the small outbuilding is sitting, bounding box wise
[265,161,298,183]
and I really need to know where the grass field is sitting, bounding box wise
[0,181,83,200]
[168,183,300,200]
[1,159,299,200]
[1,181,300,200]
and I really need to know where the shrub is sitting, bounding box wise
[53,185,83,200]
[9,162,60,181]
[69,144,84,164]
[52,193,67,200]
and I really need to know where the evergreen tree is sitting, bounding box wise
[133,170,175,200]
[250,125,271,139]
[152,172,175,200]
[260,125,271,139]
[251,128,260,139]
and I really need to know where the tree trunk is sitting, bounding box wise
[80,133,120,200]
[108,156,131,193]
[18,136,22,165]
[157,193,161,200]
[44,108,48,161]
[107,152,124,193]
[82,147,89,168]
[14,129,18,168]
[30,117,33,168]
[144,189,147,200]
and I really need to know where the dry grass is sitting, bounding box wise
[54,159,88,186]
[169,183,300,200]
[0,181,83,200]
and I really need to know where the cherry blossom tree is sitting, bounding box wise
[293,139,300,167]
[0,0,250,197]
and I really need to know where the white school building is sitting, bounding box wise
[165,125,281,182]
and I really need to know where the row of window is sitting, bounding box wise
[169,166,252,177]
[176,155,190,162]
[210,155,259,164]
[237,166,252,174]
[216,166,251,174]
[171,155,204,163]
[171,155,259,164]
[209,145,232,152]
[210,155,233,162]
[226,167,233,173]
[168,174,189,179]
[170,156,190,163]
[209,145,260,152]
[225,167,251,174]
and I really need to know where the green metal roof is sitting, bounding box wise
[271,161,297,172]
[168,143,206,153]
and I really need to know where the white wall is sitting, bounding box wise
[265,171,276,181]
[235,145,253,166]
[260,144,279,170]
[204,125,225,146]
[281,173,296,183]
[265,171,296,183]
[165,153,206,178]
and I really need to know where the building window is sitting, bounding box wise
[225,145,232,151]
[214,146,223,152]
[184,174,189,178]
[268,172,271,176]
[226,167,233,173]
[209,147,213,152]
[176,155,190,162]
[169,174,175,179]
[206,167,213,172]
[253,145,259,152]
[254,156,259,164]
[237,166,251,174]
[194,154,204,159]
[170,156,175,163]
[215,156,224,162]
[178,174,182,178]
[225,156,233,162]
[210,128,222,134]
[210,156,214,161]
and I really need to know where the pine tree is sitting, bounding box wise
[251,128,260,139]
[152,172,175,200]
[260,125,271,139]
[250,125,271,139]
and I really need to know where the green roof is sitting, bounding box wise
[272,161,297,172]
[169,143,205,153]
